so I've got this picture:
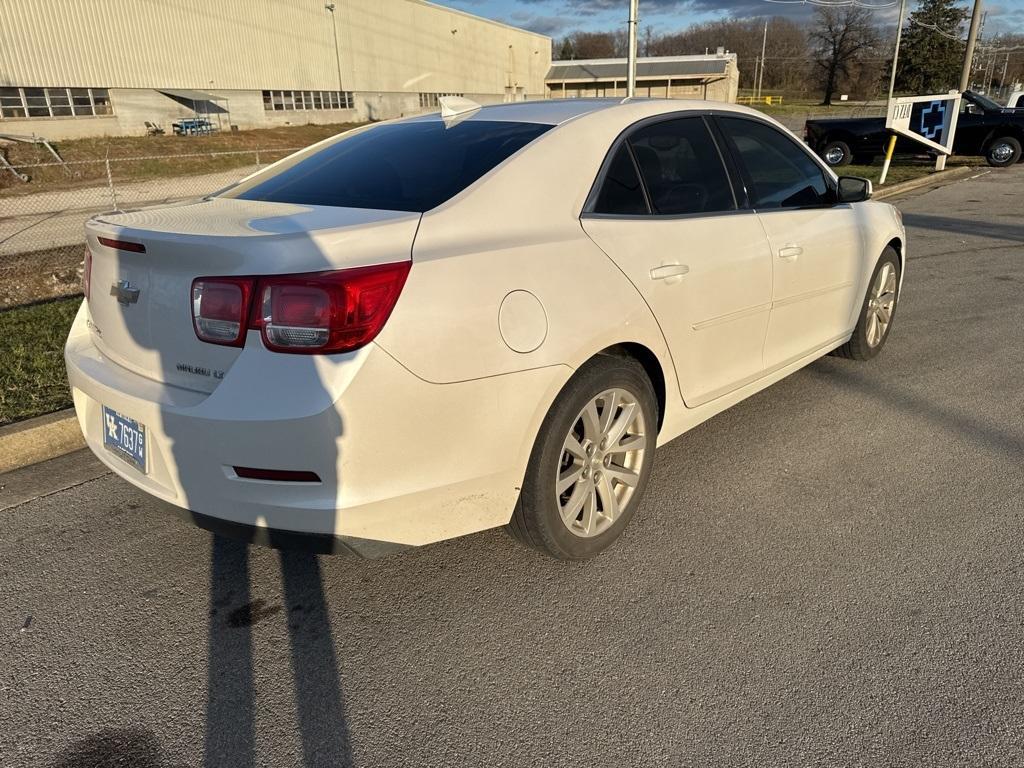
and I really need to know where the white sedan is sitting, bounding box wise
[66,98,905,559]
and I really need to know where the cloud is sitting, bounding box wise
[505,11,574,34]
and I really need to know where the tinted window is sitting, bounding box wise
[629,118,735,215]
[719,117,831,209]
[593,144,648,214]
[222,120,551,212]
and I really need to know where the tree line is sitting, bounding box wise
[555,0,1024,105]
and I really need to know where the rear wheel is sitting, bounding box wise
[821,139,853,167]
[507,355,657,560]
[833,247,900,361]
[985,136,1021,168]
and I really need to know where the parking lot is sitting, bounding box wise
[1,167,1023,767]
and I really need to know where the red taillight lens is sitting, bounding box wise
[191,277,254,347]
[253,262,411,354]
[190,262,410,354]
[83,247,93,301]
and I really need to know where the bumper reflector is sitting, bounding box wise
[233,467,321,483]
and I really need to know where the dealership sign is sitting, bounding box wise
[885,91,962,155]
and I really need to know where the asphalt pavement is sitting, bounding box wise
[2,167,1023,768]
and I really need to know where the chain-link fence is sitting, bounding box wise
[0,148,300,308]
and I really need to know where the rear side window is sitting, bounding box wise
[593,144,649,214]
[628,117,735,215]
[221,120,551,212]
[718,117,831,209]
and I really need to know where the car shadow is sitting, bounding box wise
[901,213,1024,244]
[105,214,354,767]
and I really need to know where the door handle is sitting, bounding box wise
[778,245,803,260]
[650,263,690,281]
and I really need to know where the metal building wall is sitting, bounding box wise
[0,0,550,94]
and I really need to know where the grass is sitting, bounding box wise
[0,297,81,426]
[0,122,363,197]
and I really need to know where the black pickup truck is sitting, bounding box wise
[804,91,1024,168]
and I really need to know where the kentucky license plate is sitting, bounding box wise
[102,406,147,473]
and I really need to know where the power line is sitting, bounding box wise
[762,0,897,7]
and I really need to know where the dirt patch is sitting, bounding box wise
[0,246,84,309]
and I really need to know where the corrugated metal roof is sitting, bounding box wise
[547,58,729,82]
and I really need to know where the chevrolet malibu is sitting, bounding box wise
[66,98,905,560]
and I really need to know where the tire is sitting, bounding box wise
[833,247,900,361]
[985,136,1021,168]
[821,139,853,167]
[507,354,658,560]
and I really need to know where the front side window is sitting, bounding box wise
[718,117,831,209]
[628,117,735,215]
[222,119,551,212]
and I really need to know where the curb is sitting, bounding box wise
[0,408,85,475]
[873,165,980,200]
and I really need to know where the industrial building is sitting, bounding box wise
[0,0,551,139]
[546,53,739,103]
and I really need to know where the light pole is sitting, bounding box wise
[626,0,638,98]
[757,19,768,101]
[325,3,344,93]
[879,0,907,184]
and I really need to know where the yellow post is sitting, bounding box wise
[878,133,898,185]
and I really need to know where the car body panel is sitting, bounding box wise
[66,97,907,551]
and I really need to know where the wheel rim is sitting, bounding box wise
[825,146,845,165]
[556,388,648,538]
[991,142,1015,163]
[866,262,897,348]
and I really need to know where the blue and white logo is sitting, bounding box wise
[919,101,946,140]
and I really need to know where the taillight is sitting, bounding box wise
[190,262,410,354]
[191,277,253,347]
[83,247,92,301]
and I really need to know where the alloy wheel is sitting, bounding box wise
[991,142,1015,164]
[866,262,897,348]
[556,388,648,538]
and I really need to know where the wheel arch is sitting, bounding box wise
[596,342,667,431]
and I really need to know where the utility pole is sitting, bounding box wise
[756,19,768,101]
[626,0,638,98]
[960,0,984,92]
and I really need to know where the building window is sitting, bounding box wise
[0,87,111,119]
[418,92,463,109]
[261,90,353,111]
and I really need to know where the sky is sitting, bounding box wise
[442,0,1024,41]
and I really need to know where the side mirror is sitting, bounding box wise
[837,176,872,204]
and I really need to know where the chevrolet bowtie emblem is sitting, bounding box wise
[110,280,141,306]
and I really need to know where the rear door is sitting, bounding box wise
[581,115,773,407]
[715,115,862,371]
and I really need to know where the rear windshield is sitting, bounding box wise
[221,119,551,212]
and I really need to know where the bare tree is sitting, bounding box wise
[809,5,879,105]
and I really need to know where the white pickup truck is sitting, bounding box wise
[1006,91,1024,109]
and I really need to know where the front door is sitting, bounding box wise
[715,115,863,370]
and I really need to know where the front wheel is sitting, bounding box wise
[507,355,658,560]
[833,247,900,361]
[986,136,1021,168]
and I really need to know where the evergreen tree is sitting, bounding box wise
[892,0,969,93]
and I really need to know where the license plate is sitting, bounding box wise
[102,406,147,473]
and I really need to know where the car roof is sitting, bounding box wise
[405,97,767,127]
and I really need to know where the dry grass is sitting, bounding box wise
[0,122,363,197]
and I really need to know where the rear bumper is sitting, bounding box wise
[155,499,409,557]
[65,302,570,550]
